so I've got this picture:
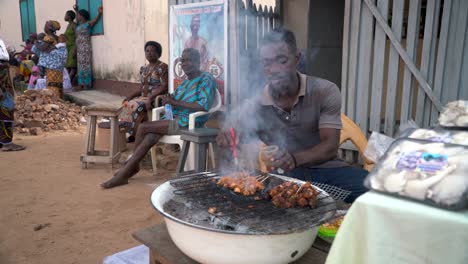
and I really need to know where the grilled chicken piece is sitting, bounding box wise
[217,172,265,196]
[269,181,319,208]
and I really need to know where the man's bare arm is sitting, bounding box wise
[293,128,340,167]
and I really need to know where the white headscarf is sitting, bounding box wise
[0,38,9,61]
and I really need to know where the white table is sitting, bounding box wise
[326,191,468,264]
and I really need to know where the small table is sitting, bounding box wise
[326,191,468,264]
[132,223,330,264]
[177,128,219,173]
[80,104,123,168]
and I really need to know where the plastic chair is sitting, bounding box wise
[339,113,374,172]
[150,89,222,173]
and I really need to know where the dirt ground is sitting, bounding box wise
[0,128,175,264]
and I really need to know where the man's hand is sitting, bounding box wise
[161,94,177,106]
[216,128,243,150]
[270,148,296,172]
[73,4,78,11]
[98,6,103,14]
[216,130,235,148]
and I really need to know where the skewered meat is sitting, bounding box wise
[269,181,319,209]
[217,172,265,196]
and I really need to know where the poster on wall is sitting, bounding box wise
[169,0,227,104]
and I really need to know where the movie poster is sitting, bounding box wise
[169,0,227,104]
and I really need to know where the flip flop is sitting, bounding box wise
[1,143,26,152]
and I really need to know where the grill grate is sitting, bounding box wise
[164,171,350,234]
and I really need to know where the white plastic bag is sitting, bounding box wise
[364,131,395,163]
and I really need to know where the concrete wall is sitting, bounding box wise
[91,0,146,83]
[34,0,75,38]
[144,0,169,64]
[0,0,74,51]
[0,0,24,50]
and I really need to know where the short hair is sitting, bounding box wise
[183,48,201,64]
[144,41,162,57]
[261,28,297,54]
[78,9,90,21]
[66,10,76,20]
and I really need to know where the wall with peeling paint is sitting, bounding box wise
[0,0,23,50]
[91,0,146,83]
[144,0,169,64]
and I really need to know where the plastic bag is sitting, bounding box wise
[364,131,395,163]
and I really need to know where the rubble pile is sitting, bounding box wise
[14,90,85,135]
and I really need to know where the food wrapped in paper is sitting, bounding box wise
[400,128,468,146]
[365,138,468,210]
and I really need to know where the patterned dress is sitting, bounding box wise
[32,44,68,98]
[0,64,15,145]
[172,72,217,128]
[76,23,92,87]
[119,62,169,137]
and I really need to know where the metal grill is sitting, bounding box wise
[163,171,351,234]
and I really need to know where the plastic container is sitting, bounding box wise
[400,128,468,146]
[364,138,468,210]
[164,104,174,120]
[317,210,347,243]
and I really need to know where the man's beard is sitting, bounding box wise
[268,74,295,99]
[270,83,290,100]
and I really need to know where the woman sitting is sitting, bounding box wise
[101,48,217,189]
[119,41,168,142]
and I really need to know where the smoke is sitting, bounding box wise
[219,13,310,172]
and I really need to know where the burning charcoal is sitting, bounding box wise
[208,207,217,214]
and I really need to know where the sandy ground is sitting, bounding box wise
[0,129,174,264]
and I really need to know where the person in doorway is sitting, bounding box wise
[119,41,169,143]
[184,14,209,71]
[74,5,103,90]
[101,48,217,189]
[64,10,77,84]
[216,28,368,203]
[0,37,25,151]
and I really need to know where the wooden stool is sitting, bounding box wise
[80,104,123,169]
[177,128,219,173]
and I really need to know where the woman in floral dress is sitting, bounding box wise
[119,41,168,142]
[74,5,103,90]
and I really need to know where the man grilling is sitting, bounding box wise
[217,28,367,203]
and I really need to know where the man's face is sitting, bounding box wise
[260,42,299,97]
[190,17,201,35]
[181,50,200,75]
